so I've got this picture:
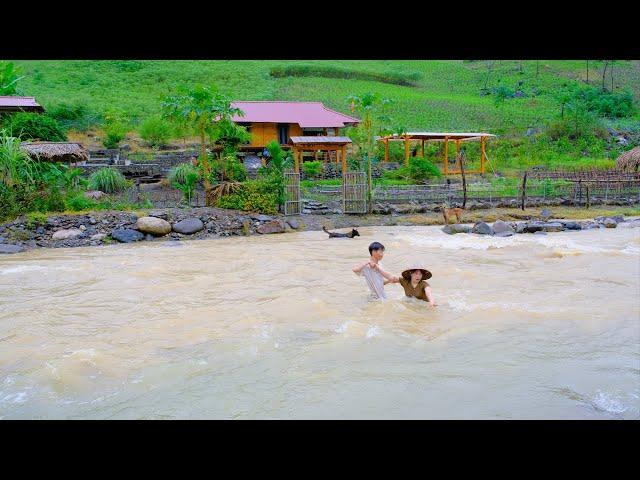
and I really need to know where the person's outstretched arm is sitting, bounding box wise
[425,286,437,307]
[352,260,370,276]
[371,263,399,283]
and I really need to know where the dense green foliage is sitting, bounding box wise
[0,61,24,95]
[381,156,442,183]
[269,64,422,87]
[47,101,99,132]
[139,115,173,147]
[87,167,129,193]
[216,179,278,214]
[101,109,129,149]
[3,113,67,141]
[168,163,200,203]
[301,160,323,178]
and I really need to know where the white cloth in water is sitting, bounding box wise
[357,263,387,300]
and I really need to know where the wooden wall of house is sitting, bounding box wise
[247,123,304,147]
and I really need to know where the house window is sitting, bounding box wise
[303,128,324,136]
[277,124,290,145]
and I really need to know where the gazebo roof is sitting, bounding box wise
[20,142,88,162]
[379,132,496,141]
[0,96,45,113]
[290,136,352,145]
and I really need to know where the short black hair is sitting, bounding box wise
[368,242,385,255]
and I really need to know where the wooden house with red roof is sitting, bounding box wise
[231,101,360,173]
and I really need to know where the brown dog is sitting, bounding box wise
[441,205,465,224]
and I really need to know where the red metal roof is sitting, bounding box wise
[0,96,44,112]
[231,101,360,128]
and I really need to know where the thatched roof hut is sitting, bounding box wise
[20,142,88,163]
[616,146,640,172]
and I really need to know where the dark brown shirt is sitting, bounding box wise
[399,277,430,302]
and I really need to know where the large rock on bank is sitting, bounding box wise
[256,219,286,234]
[172,218,204,235]
[492,220,514,235]
[442,224,472,234]
[52,228,83,240]
[0,244,25,254]
[472,221,494,235]
[136,216,172,236]
[111,229,145,243]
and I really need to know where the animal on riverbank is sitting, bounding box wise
[441,204,465,224]
[323,226,360,238]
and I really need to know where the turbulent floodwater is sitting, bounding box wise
[1,224,639,419]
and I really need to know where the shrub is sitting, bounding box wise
[269,65,421,87]
[103,124,128,149]
[212,154,247,182]
[216,180,278,214]
[88,168,128,193]
[102,109,129,149]
[168,163,200,203]
[5,113,67,141]
[65,192,98,211]
[139,115,173,147]
[301,160,323,178]
[47,101,99,131]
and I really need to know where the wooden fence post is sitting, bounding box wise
[459,150,467,209]
[586,184,590,209]
[521,170,527,211]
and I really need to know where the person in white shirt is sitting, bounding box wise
[352,242,397,300]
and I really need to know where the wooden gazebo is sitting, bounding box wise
[290,136,352,174]
[378,132,496,175]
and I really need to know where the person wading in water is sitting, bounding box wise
[352,242,397,300]
[385,263,437,307]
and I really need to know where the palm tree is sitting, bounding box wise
[162,85,244,203]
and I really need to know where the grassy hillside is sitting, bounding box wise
[6,59,640,174]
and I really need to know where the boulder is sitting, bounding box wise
[148,211,169,220]
[256,219,286,234]
[523,222,544,233]
[136,216,172,236]
[540,208,553,221]
[172,218,204,235]
[515,222,527,234]
[90,233,106,241]
[603,218,617,228]
[84,190,106,200]
[0,244,25,254]
[111,229,145,243]
[471,221,494,235]
[492,220,514,235]
[541,222,564,232]
[442,224,472,235]
[561,221,582,230]
[618,219,640,229]
[494,231,515,237]
[534,231,548,235]
[52,228,83,240]
[250,214,272,222]
[286,218,301,229]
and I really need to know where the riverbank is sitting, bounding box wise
[1,205,639,254]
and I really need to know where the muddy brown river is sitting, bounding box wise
[1,225,639,419]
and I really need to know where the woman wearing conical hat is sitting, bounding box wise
[386,263,437,307]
